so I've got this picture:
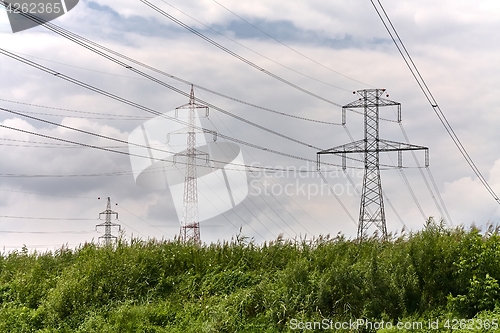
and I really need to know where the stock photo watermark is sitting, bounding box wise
[3,0,79,33]
[248,161,364,200]
[289,318,499,331]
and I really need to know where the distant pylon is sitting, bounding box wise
[96,197,120,245]
[172,85,209,243]
[317,89,429,239]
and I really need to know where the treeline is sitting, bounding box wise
[1,218,500,332]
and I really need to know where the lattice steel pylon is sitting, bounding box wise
[317,89,429,239]
[172,85,209,243]
[96,197,120,245]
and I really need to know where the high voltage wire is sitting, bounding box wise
[0,230,95,234]
[202,0,446,230]
[205,108,308,238]
[369,0,500,205]
[0,8,341,143]
[140,0,346,107]
[0,106,360,177]
[398,168,427,221]
[0,49,151,82]
[0,47,326,153]
[397,120,454,225]
[0,98,153,120]
[317,171,357,227]
[0,49,313,162]
[0,1,458,237]
[0,215,96,220]
[0,102,421,179]
[0,41,341,126]
[211,0,374,88]
[159,0,351,92]
[0,51,408,169]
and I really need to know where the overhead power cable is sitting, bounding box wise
[0,7,340,127]
[140,0,345,107]
[397,120,453,225]
[0,230,95,234]
[0,215,96,220]
[426,167,454,225]
[1,50,405,169]
[211,0,374,88]
[0,187,95,199]
[370,0,500,204]
[0,98,153,120]
[317,170,357,227]
[0,108,359,180]
[0,105,348,173]
[205,110,304,238]
[0,47,322,153]
[159,0,350,92]
[0,49,313,161]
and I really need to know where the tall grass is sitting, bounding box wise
[1,218,499,332]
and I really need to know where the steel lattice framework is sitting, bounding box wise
[173,85,209,243]
[318,89,429,239]
[96,197,120,245]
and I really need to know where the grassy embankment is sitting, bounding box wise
[1,218,500,332]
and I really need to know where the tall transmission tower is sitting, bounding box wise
[172,85,209,243]
[96,197,120,245]
[318,89,429,239]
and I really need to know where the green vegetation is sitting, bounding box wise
[1,218,500,332]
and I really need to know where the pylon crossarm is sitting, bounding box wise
[176,103,209,110]
[318,139,427,155]
[96,222,121,228]
[342,97,400,109]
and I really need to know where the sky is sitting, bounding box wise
[0,0,500,251]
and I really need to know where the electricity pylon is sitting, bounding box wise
[172,85,209,243]
[317,89,429,239]
[96,197,120,245]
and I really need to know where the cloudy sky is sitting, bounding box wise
[0,0,499,250]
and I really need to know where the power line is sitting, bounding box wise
[140,0,348,107]
[0,49,152,82]
[370,0,500,205]
[0,98,153,119]
[211,0,374,88]
[0,230,95,234]
[0,54,379,170]
[0,105,348,174]
[398,168,427,221]
[159,0,351,92]
[397,120,453,225]
[205,106,301,238]
[0,215,96,220]
[0,48,328,155]
[426,167,454,226]
[112,202,173,239]
[317,170,358,227]
[0,20,342,126]
[0,187,95,199]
